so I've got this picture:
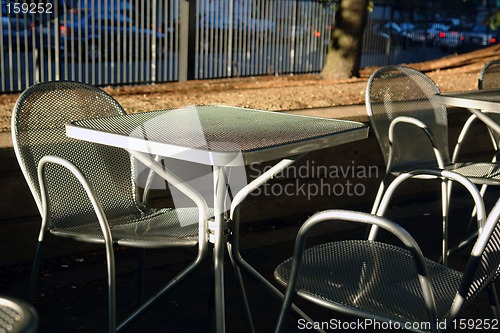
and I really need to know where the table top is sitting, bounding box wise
[66,105,368,166]
[433,90,500,112]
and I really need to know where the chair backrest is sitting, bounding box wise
[478,59,500,90]
[12,81,144,228]
[455,198,500,315]
[366,66,451,170]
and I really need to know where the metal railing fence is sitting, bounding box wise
[1,0,459,93]
[0,0,335,92]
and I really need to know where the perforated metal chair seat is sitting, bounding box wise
[275,240,462,327]
[390,162,500,186]
[0,297,38,333]
[50,207,206,248]
[444,162,500,185]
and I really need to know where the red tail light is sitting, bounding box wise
[60,25,71,36]
[490,37,497,44]
[439,31,446,38]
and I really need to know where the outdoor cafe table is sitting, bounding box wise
[433,89,500,135]
[65,105,368,332]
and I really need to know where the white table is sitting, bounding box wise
[66,105,368,332]
[433,90,500,135]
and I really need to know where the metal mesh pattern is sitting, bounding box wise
[0,297,36,333]
[445,162,500,185]
[0,304,21,333]
[366,66,451,169]
[74,105,366,152]
[12,81,199,246]
[275,240,462,324]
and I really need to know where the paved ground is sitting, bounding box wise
[1,188,500,333]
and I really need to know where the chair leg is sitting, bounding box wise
[104,245,117,333]
[441,179,450,266]
[28,240,45,301]
[274,289,296,333]
[227,242,255,333]
[367,176,389,240]
[370,176,388,215]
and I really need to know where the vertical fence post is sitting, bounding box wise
[179,0,197,81]
[179,0,188,81]
[151,0,157,83]
[227,0,233,77]
[54,2,60,81]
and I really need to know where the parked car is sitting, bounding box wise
[379,22,410,47]
[38,6,168,60]
[435,25,462,51]
[407,23,432,45]
[459,24,497,53]
[408,22,449,46]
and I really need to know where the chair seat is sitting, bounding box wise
[274,240,462,326]
[446,162,500,186]
[391,162,500,186]
[50,207,206,248]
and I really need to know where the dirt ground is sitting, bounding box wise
[1,45,500,133]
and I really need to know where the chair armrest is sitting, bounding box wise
[451,114,479,163]
[377,169,486,230]
[284,210,438,329]
[128,151,210,244]
[388,116,446,168]
[368,168,486,240]
[37,155,114,249]
[452,113,499,163]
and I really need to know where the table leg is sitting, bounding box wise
[227,155,323,331]
[117,151,210,332]
[213,166,227,332]
[468,107,500,136]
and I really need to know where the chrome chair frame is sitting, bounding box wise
[451,59,500,229]
[274,170,500,333]
[366,65,500,264]
[11,81,210,333]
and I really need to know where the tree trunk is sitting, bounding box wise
[321,0,369,79]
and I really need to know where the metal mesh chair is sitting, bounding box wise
[452,60,500,227]
[366,65,500,263]
[0,296,38,333]
[453,59,500,164]
[274,170,500,333]
[11,81,209,332]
